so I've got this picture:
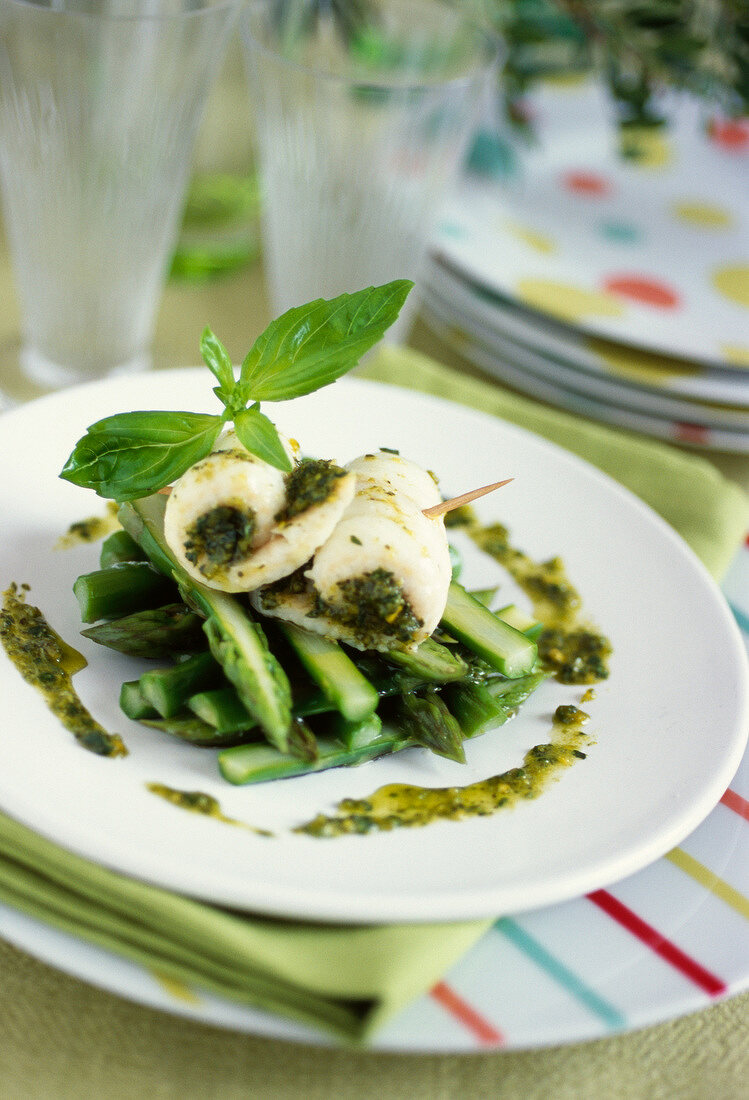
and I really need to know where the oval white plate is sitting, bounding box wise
[0,371,746,924]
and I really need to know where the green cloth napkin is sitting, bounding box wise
[1,344,747,1045]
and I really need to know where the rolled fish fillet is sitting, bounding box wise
[163,430,356,592]
[252,451,452,651]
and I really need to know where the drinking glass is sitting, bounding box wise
[241,0,499,339]
[0,0,241,397]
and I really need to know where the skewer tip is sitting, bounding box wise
[422,477,514,519]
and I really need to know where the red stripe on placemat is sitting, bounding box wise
[587,890,727,996]
[721,788,749,821]
[430,981,504,1045]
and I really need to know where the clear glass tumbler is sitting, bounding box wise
[241,0,499,339]
[0,0,241,394]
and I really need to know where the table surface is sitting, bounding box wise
[1,222,748,1097]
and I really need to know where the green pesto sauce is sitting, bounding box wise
[276,458,347,523]
[296,705,591,837]
[458,512,611,685]
[56,502,120,548]
[258,563,311,610]
[184,503,256,578]
[537,627,612,685]
[146,782,273,836]
[310,567,423,647]
[0,583,127,758]
[470,522,581,627]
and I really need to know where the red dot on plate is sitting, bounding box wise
[708,118,749,151]
[562,171,611,197]
[602,274,680,309]
[675,423,710,446]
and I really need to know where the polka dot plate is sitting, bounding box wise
[435,79,749,372]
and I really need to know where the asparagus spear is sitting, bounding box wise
[73,562,176,623]
[81,604,205,658]
[119,494,293,753]
[119,680,159,721]
[279,622,379,722]
[139,651,224,718]
[99,529,147,568]
[142,714,255,748]
[218,728,408,785]
[395,690,465,764]
[383,636,467,683]
[441,582,538,678]
[188,687,257,733]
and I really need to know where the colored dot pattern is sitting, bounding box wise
[712,264,749,308]
[504,220,556,254]
[562,171,611,196]
[602,275,680,309]
[672,201,733,229]
[438,77,749,378]
[708,118,749,151]
[516,279,623,323]
[599,220,640,243]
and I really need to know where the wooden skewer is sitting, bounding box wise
[158,477,513,513]
[422,478,514,519]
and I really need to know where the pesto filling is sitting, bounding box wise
[183,503,256,579]
[276,458,347,523]
[257,563,310,610]
[310,568,423,646]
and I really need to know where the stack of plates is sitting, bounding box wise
[423,79,749,452]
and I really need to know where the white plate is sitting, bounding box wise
[0,371,747,924]
[421,295,749,453]
[426,257,749,411]
[436,80,749,367]
[3,545,749,1052]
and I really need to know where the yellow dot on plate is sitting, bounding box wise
[712,265,749,308]
[672,201,733,229]
[617,128,672,169]
[505,220,556,254]
[516,279,623,323]
[589,338,701,383]
[721,344,749,368]
[149,970,202,1004]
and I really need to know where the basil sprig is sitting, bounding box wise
[60,280,412,501]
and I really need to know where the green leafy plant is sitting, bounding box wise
[483,0,749,131]
[60,280,412,502]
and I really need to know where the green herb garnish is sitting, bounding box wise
[59,280,412,501]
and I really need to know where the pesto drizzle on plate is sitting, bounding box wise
[55,502,120,549]
[296,705,591,837]
[449,507,612,685]
[0,583,127,758]
[146,782,273,836]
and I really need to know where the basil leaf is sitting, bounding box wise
[233,405,293,473]
[60,411,223,501]
[200,327,236,406]
[238,279,413,401]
